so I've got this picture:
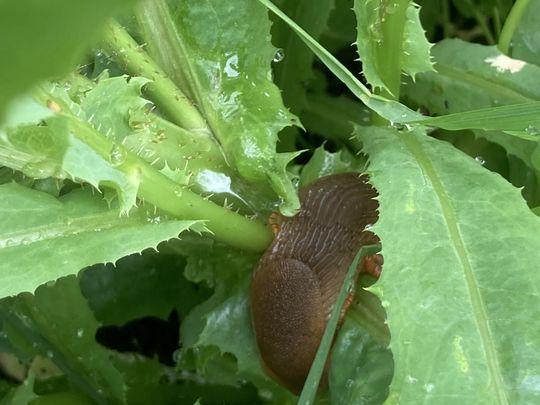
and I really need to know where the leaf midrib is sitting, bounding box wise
[0,208,139,249]
[402,132,508,404]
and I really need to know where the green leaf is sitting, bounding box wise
[507,1,540,66]
[79,251,210,325]
[299,146,366,187]
[400,38,540,189]
[141,0,301,216]
[1,111,141,212]
[113,354,261,405]
[0,183,205,298]
[358,126,540,403]
[354,1,434,94]
[257,0,424,123]
[78,76,151,144]
[401,3,434,79]
[402,39,540,114]
[329,317,393,405]
[0,374,37,405]
[0,276,125,403]
[0,0,136,120]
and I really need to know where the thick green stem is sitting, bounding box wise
[74,122,273,252]
[498,0,531,54]
[33,89,273,252]
[101,20,209,134]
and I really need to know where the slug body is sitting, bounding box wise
[251,173,380,394]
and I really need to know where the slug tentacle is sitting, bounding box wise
[251,172,380,394]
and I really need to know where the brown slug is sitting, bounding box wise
[250,172,381,395]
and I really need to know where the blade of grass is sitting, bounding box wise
[298,243,381,405]
[412,101,540,133]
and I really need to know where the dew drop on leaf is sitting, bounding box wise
[525,125,540,135]
[224,54,240,78]
[76,328,84,338]
[273,48,285,63]
[474,156,485,165]
[109,145,127,167]
[174,185,183,197]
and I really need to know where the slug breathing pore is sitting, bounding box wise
[250,172,381,394]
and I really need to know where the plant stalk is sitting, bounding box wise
[33,88,273,252]
[101,20,209,135]
[498,0,531,54]
[134,0,198,103]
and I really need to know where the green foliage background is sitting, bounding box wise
[1,0,539,404]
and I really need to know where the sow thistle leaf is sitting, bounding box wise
[358,126,540,403]
[508,0,540,66]
[1,115,140,212]
[79,75,151,143]
[0,276,124,403]
[354,0,434,93]
[402,39,540,114]
[0,183,206,298]
[166,0,301,215]
[299,145,366,187]
[401,39,540,170]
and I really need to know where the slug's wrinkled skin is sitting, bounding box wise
[250,173,380,394]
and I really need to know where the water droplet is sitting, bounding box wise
[109,145,126,167]
[3,238,15,248]
[424,383,435,393]
[140,147,155,160]
[406,375,418,383]
[76,328,84,338]
[46,350,54,358]
[146,214,161,224]
[224,54,240,78]
[525,125,540,135]
[345,379,355,389]
[46,280,56,288]
[172,350,182,363]
[174,185,184,197]
[273,48,285,63]
[474,156,485,165]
